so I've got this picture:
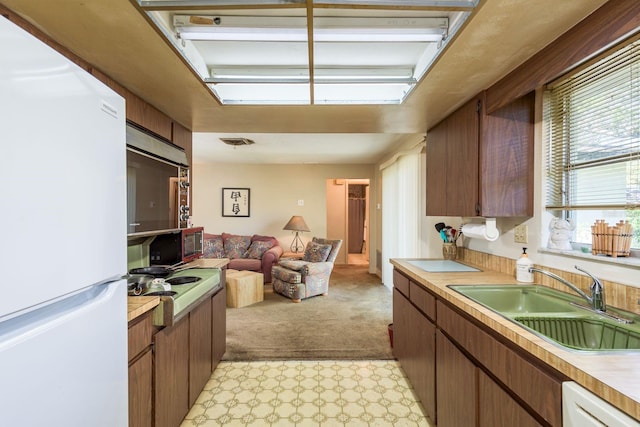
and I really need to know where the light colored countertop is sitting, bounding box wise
[127,296,159,322]
[391,258,640,421]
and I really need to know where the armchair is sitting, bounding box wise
[271,237,342,303]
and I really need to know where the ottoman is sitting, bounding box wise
[226,269,264,308]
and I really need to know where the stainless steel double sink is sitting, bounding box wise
[448,285,640,352]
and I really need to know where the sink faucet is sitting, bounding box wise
[528,265,605,312]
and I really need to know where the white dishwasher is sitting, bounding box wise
[563,382,640,426]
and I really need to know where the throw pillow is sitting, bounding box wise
[203,234,224,258]
[251,234,278,247]
[224,235,252,259]
[244,240,274,259]
[303,241,332,262]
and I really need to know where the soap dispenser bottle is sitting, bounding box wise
[516,247,534,283]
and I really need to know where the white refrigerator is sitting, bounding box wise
[0,17,128,426]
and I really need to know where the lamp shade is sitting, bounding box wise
[283,215,310,232]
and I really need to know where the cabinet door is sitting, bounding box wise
[392,289,411,362]
[189,300,212,406]
[211,288,227,370]
[425,119,449,216]
[480,92,534,217]
[478,370,542,427]
[446,96,479,216]
[394,288,436,423]
[436,330,477,427]
[155,317,190,427]
[426,96,479,216]
[408,304,436,423]
[128,349,153,427]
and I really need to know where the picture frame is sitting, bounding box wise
[222,188,250,217]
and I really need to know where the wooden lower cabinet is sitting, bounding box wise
[392,288,436,423]
[436,330,477,427]
[211,286,227,370]
[153,288,227,427]
[155,316,190,427]
[393,268,565,427]
[437,300,564,426]
[189,299,213,407]
[128,312,154,427]
[478,370,542,427]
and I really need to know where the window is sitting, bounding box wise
[545,38,640,251]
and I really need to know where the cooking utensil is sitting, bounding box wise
[127,274,155,296]
[166,276,201,286]
[435,222,446,232]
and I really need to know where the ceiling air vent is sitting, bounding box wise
[220,137,255,146]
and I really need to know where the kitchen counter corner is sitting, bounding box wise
[127,296,160,322]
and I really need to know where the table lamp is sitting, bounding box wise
[283,215,310,253]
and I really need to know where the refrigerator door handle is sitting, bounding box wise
[0,281,120,350]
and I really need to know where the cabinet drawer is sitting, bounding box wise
[128,312,154,362]
[410,281,436,321]
[393,269,409,297]
[437,301,563,426]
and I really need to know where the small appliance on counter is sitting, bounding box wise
[149,226,204,265]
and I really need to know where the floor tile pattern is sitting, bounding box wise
[181,360,433,427]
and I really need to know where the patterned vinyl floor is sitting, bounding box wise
[181,360,433,427]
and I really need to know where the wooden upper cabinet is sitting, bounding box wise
[426,91,534,217]
[426,95,480,217]
[479,91,534,217]
[126,95,173,141]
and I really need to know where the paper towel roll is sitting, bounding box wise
[461,222,500,241]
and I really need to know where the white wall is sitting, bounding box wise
[190,162,376,265]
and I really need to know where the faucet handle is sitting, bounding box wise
[574,265,606,311]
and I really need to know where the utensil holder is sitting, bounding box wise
[442,243,457,260]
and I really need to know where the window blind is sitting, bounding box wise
[545,39,640,211]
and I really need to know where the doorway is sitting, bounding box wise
[347,182,369,265]
[325,178,370,266]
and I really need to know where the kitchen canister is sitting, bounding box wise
[442,242,457,260]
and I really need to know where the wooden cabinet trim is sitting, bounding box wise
[409,281,436,322]
[485,0,640,113]
[128,311,154,362]
[393,270,410,297]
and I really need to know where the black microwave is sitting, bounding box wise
[149,227,204,265]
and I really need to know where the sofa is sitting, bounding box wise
[202,233,283,283]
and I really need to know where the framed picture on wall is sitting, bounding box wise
[222,188,250,217]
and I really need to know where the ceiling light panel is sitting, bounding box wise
[139,2,475,105]
[210,82,311,105]
[313,0,475,7]
[314,82,411,104]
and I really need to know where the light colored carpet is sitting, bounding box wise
[223,265,394,361]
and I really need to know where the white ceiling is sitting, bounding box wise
[194,132,420,164]
[0,0,609,165]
